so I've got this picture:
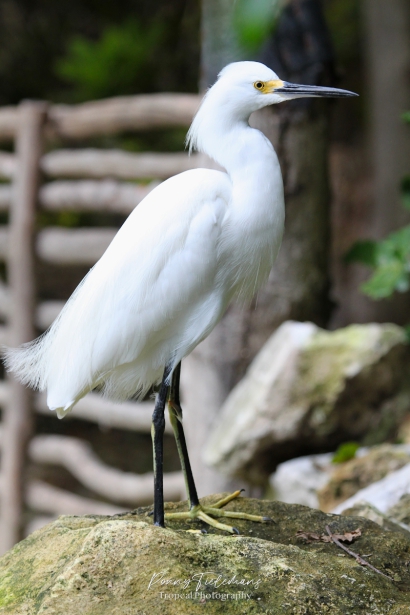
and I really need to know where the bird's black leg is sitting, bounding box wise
[151,364,171,527]
[165,361,272,533]
[167,362,200,509]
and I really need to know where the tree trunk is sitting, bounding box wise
[200,0,242,89]
[182,0,336,495]
[359,0,410,324]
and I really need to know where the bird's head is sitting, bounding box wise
[187,61,357,155]
[215,61,358,113]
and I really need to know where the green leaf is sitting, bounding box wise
[332,442,360,464]
[379,226,410,262]
[361,260,408,299]
[233,0,283,53]
[402,111,410,124]
[350,145,410,301]
[350,225,410,300]
[344,240,378,267]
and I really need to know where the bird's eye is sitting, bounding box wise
[254,81,264,91]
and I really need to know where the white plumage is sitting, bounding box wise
[4,61,355,419]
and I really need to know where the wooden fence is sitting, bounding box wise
[0,92,202,553]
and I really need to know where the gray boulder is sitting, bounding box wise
[205,321,410,484]
[270,452,334,508]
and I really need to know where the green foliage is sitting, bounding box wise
[345,226,410,300]
[332,441,360,464]
[402,111,410,125]
[346,111,410,301]
[55,19,163,101]
[344,240,378,268]
[233,0,282,53]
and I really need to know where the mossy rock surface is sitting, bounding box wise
[205,322,410,483]
[1,496,410,614]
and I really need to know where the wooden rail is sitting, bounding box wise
[0,150,204,182]
[0,152,16,178]
[41,149,202,179]
[37,227,118,265]
[11,226,123,265]
[39,180,157,214]
[0,381,165,434]
[26,481,123,516]
[28,435,184,506]
[0,227,115,265]
[0,94,201,142]
[0,179,155,214]
[0,186,12,209]
[0,429,184,511]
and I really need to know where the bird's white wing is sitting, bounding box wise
[88,168,232,370]
[6,168,232,411]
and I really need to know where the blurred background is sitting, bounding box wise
[0,0,409,553]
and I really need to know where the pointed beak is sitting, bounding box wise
[273,81,358,99]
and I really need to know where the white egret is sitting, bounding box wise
[4,61,356,533]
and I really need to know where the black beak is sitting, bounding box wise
[275,81,358,99]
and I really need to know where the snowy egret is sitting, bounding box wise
[5,61,356,533]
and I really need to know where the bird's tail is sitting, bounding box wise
[3,333,50,391]
[3,267,95,412]
[4,333,81,418]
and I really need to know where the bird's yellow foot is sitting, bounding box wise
[165,490,272,534]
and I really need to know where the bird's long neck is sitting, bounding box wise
[188,96,282,190]
[188,98,285,299]
[195,111,284,220]
[209,121,278,180]
[188,94,285,261]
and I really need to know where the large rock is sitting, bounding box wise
[337,491,410,536]
[332,463,410,515]
[269,448,372,509]
[204,321,410,484]
[389,494,410,528]
[1,496,410,614]
[318,444,410,511]
[270,445,410,512]
[269,452,334,508]
[339,501,410,535]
